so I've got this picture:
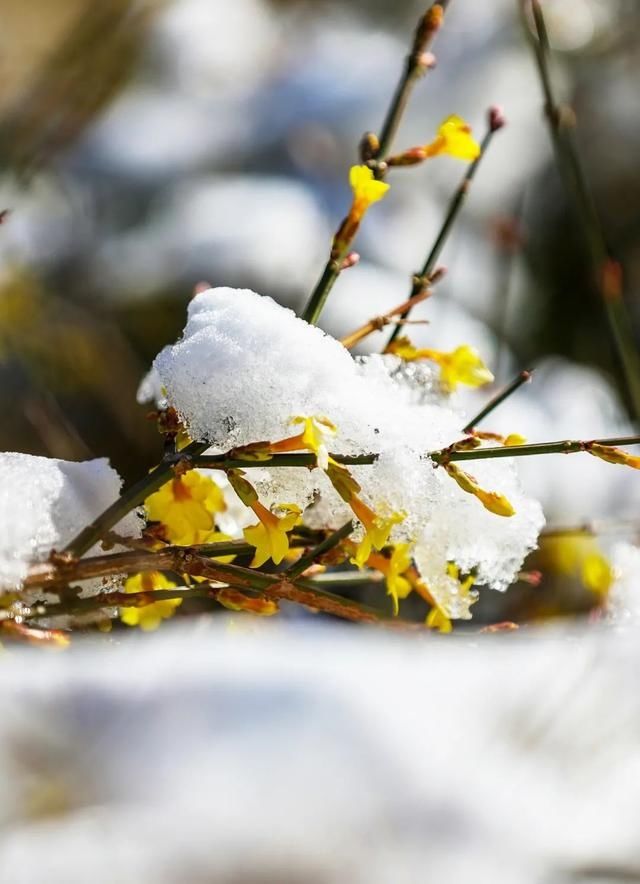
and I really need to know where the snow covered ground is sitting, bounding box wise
[1,620,639,883]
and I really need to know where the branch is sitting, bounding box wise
[300,3,453,328]
[522,0,640,417]
[63,440,209,559]
[375,1,451,165]
[433,435,640,465]
[385,111,503,348]
[286,521,354,580]
[197,434,640,470]
[21,546,392,626]
[463,369,533,433]
[340,288,433,350]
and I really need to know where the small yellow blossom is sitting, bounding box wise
[367,544,413,616]
[349,165,390,220]
[350,496,405,568]
[582,552,613,599]
[424,115,481,161]
[217,588,279,616]
[588,443,640,471]
[445,463,515,517]
[426,606,453,633]
[446,562,477,599]
[504,433,527,447]
[539,535,613,602]
[120,571,182,631]
[243,501,302,567]
[145,471,226,545]
[269,415,337,470]
[325,458,362,502]
[387,338,493,391]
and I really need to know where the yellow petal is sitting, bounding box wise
[387,340,493,391]
[441,345,494,390]
[589,443,640,470]
[217,589,279,616]
[349,164,390,210]
[120,571,181,630]
[426,606,453,633]
[326,459,362,503]
[445,464,515,517]
[386,336,422,361]
[243,523,272,568]
[582,552,613,598]
[435,115,481,161]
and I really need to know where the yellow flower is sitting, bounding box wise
[539,535,613,602]
[350,496,405,568]
[446,562,477,598]
[426,606,453,633]
[217,588,279,617]
[145,471,226,545]
[349,165,390,220]
[445,463,515,517]
[120,571,181,631]
[387,338,493,391]
[436,346,493,390]
[588,443,640,471]
[243,501,302,567]
[269,415,337,470]
[367,544,413,616]
[582,552,613,599]
[504,433,527,447]
[425,115,481,161]
[424,564,476,630]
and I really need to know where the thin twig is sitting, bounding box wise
[63,440,209,559]
[286,521,354,580]
[21,546,391,626]
[463,369,533,433]
[56,431,640,577]
[522,0,640,417]
[434,435,640,465]
[375,1,451,165]
[300,2,452,327]
[196,434,640,470]
[340,289,433,350]
[385,113,502,348]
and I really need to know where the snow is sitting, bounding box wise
[0,453,139,591]
[153,286,544,618]
[0,621,639,883]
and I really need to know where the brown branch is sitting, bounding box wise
[21,546,393,626]
[340,287,433,350]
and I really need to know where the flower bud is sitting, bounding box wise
[488,105,506,132]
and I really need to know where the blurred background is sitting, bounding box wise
[1,0,640,620]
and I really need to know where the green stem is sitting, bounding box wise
[434,435,640,464]
[286,520,354,580]
[301,1,452,328]
[63,440,209,559]
[61,430,640,573]
[524,0,640,417]
[463,369,533,433]
[301,255,344,326]
[194,453,373,469]
[198,434,640,470]
[386,125,496,347]
[375,0,452,163]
